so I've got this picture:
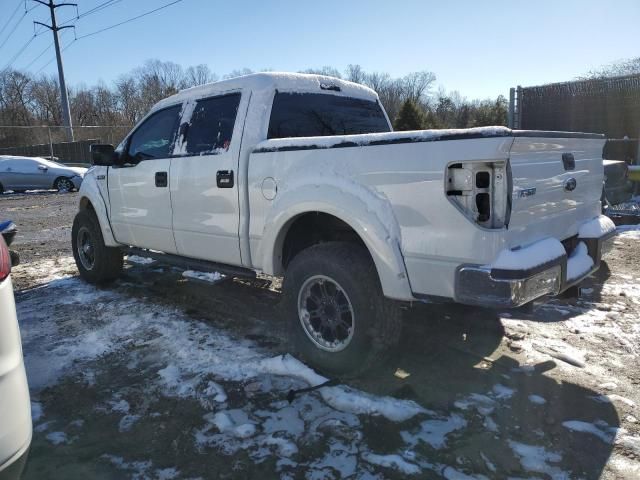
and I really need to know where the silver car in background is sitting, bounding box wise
[0,155,87,194]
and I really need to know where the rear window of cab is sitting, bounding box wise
[268,92,390,139]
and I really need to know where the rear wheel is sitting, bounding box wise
[283,241,402,376]
[72,209,123,284]
[54,177,74,192]
[0,183,3,194]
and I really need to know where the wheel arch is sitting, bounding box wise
[260,185,414,301]
[77,174,119,247]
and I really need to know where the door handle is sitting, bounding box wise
[216,170,234,188]
[155,171,168,187]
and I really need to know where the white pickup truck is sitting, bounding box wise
[74,72,615,374]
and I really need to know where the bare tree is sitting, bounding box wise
[345,64,365,84]
[581,57,640,79]
[223,68,254,80]
[300,66,342,78]
[184,64,217,87]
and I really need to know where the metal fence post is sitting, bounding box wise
[47,127,54,160]
[508,88,515,128]
[516,86,523,130]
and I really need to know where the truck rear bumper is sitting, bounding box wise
[454,216,616,308]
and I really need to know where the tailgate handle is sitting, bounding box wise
[562,153,575,171]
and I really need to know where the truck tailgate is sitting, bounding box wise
[507,134,605,243]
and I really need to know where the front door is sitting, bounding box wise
[108,104,182,253]
[170,92,243,265]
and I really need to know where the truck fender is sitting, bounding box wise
[77,171,119,247]
[260,181,414,301]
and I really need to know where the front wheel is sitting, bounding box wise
[283,242,402,376]
[72,209,123,284]
[54,177,74,192]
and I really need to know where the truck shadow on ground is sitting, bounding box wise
[355,301,620,478]
[125,266,620,479]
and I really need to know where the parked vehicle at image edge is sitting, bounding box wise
[602,159,634,206]
[0,155,86,194]
[0,222,19,268]
[72,72,616,374]
[601,159,640,224]
[0,226,31,479]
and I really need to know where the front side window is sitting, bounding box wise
[181,93,241,155]
[268,92,390,139]
[127,105,181,162]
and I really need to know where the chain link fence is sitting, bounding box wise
[0,126,131,166]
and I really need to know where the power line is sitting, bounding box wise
[57,0,121,27]
[22,38,54,70]
[0,7,35,52]
[59,0,122,26]
[1,35,36,71]
[28,0,185,75]
[0,0,24,39]
[34,34,73,75]
[76,0,184,40]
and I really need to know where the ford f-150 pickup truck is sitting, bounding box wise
[73,72,615,374]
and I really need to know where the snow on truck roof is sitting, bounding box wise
[154,72,380,110]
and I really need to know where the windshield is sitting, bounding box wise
[268,92,390,139]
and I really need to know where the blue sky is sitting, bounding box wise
[2,0,639,100]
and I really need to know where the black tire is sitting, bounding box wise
[72,209,123,284]
[54,177,74,192]
[282,241,402,376]
[0,183,4,194]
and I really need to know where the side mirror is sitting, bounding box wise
[91,144,116,166]
[38,164,48,171]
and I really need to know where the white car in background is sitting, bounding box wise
[0,155,86,194]
[0,236,31,478]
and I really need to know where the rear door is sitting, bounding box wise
[508,134,605,241]
[0,160,24,190]
[169,92,244,265]
[108,104,182,253]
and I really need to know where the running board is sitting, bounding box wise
[125,248,256,279]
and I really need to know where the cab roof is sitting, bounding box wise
[154,72,380,111]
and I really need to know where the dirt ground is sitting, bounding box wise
[2,191,640,479]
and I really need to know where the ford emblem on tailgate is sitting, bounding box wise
[564,177,577,192]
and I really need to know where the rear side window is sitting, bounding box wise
[128,105,181,161]
[182,93,241,155]
[268,92,390,139]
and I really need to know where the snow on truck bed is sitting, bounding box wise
[253,126,512,152]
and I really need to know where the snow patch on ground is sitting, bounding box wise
[17,258,435,477]
[528,395,547,405]
[508,441,568,480]
[46,431,69,445]
[31,401,43,422]
[126,255,155,265]
[562,420,621,444]
[361,452,421,475]
[181,270,225,283]
[400,414,467,449]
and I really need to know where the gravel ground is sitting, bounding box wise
[2,191,640,479]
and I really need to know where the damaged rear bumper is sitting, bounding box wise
[454,216,616,308]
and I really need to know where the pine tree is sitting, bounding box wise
[393,99,426,131]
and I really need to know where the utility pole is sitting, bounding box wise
[33,0,76,142]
